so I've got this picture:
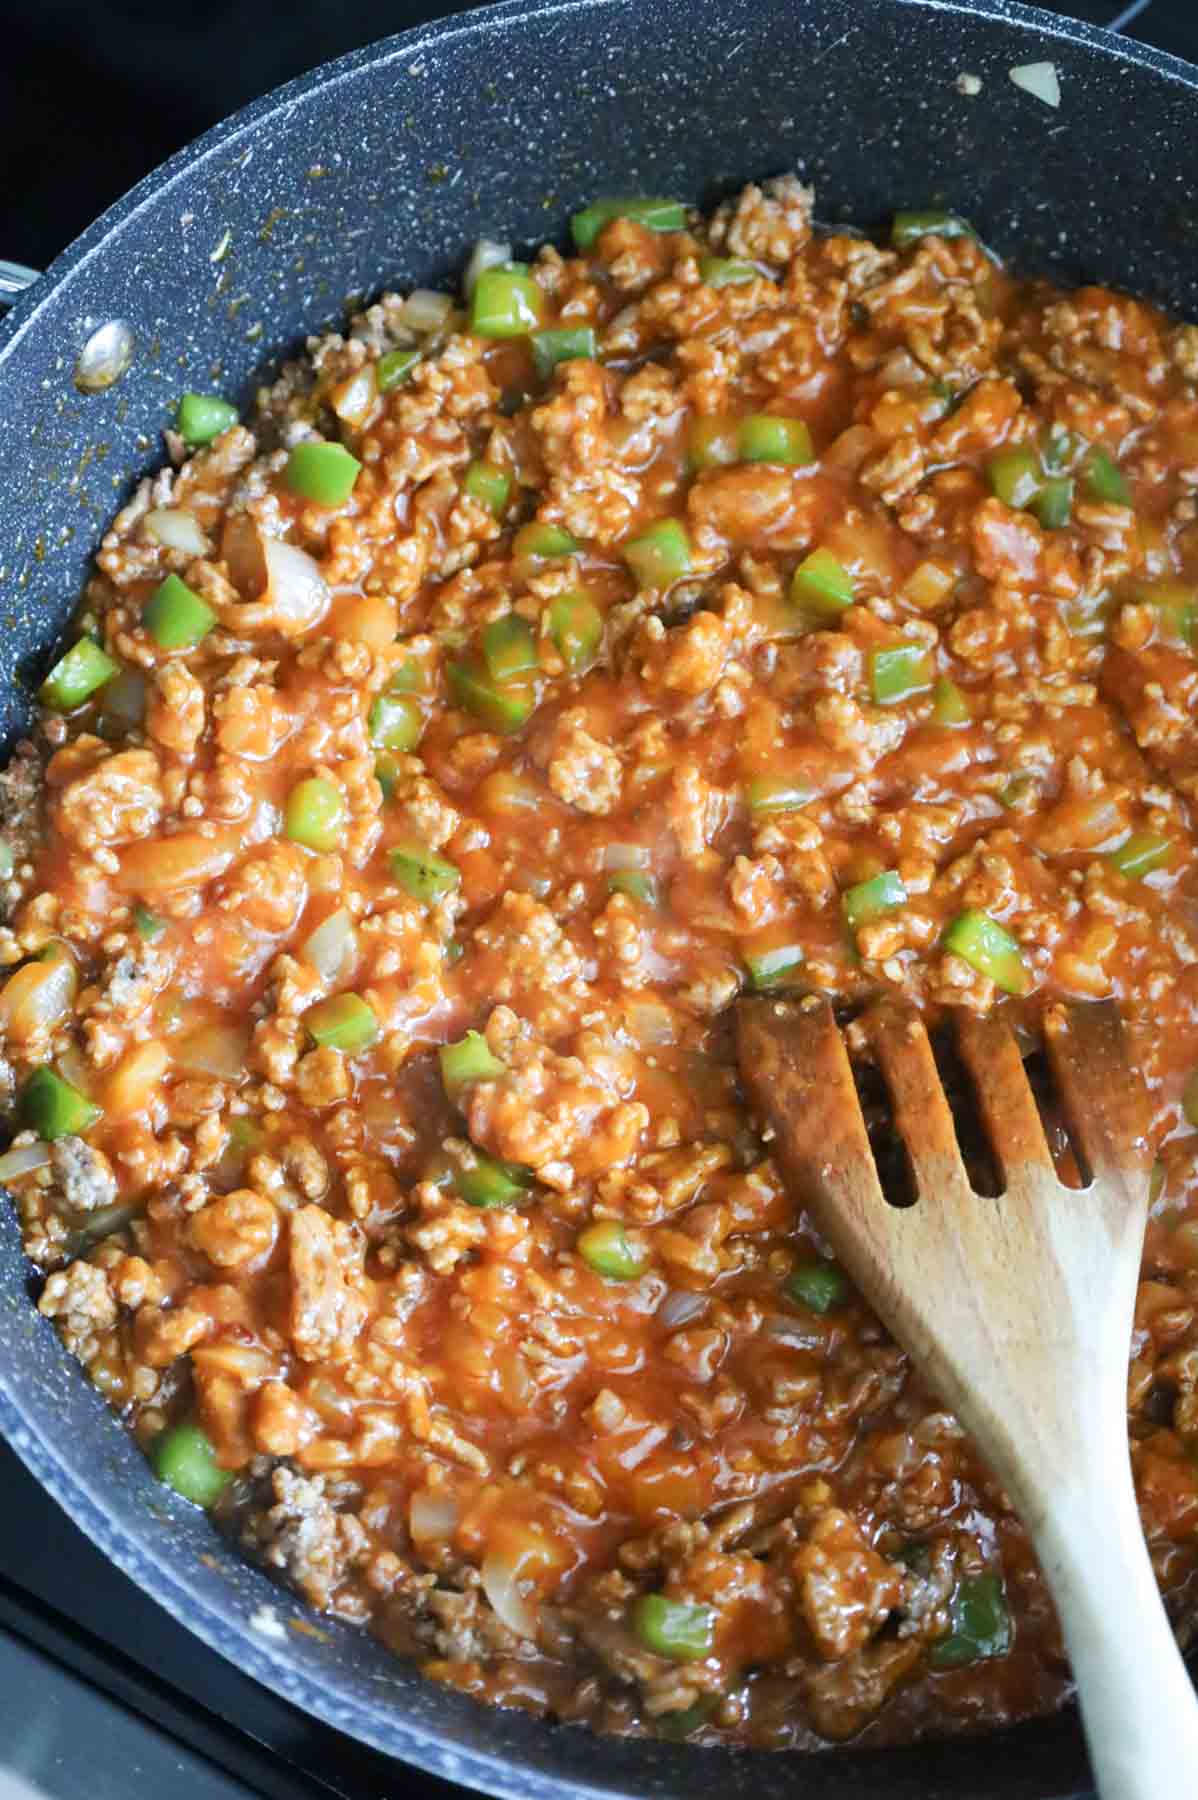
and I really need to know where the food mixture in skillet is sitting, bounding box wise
[4,179,1198,1750]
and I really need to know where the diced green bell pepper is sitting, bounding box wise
[462,461,511,518]
[686,418,739,471]
[932,676,971,727]
[791,548,853,617]
[1031,476,1073,530]
[285,441,362,507]
[747,776,814,815]
[153,1421,231,1507]
[514,522,577,562]
[283,777,346,853]
[133,904,166,943]
[786,1258,850,1314]
[943,909,1030,995]
[657,1701,716,1741]
[738,415,813,466]
[570,197,687,250]
[447,657,536,733]
[548,592,603,672]
[39,639,118,711]
[1083,448,1131,506]
[377,349,421,392]
[746,944,804,990]
[176,393,238,447]
[143,574,217,650]
[621,519,692,588]
[929,1572,1012,1669]
[369,694,423,752]
[470,267,542,338]
[19,1067,102,1141]
[843,870,907,932]
[631,1594,715,1662]
[482,614,539,683]
[891,210,976,247]
[456,1153,532,1209]
[304,992,378,1053]
[439,1030,506,1102]
[578,1219,647,1279]
[531,327,597,379]
[608,871,658,906]
[987,447,1042,511]
[1107,831,1172,879]
[699,256,756,288]
[870,643,933,705]
[389,843,461,905]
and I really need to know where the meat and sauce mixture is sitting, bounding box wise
[4,178,1198,1750]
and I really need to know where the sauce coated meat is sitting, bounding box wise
[6,177,1198,1749]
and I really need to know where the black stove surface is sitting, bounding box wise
[1,1,1196,1795]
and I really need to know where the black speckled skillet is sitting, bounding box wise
[0,3,1194,1796]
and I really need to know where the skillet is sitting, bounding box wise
[0,1,1196,1795]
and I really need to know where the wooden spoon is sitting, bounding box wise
[737,993,1198,1800]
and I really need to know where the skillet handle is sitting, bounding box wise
[0,261,40,315]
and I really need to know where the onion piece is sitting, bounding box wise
[628,1002,676,1047]
[1009,61,1060,108]
[301,908,358,985]
[219,517,330,637]
[409,1488,460,1545]
[144,507,210,556]
[481,1551,538,1641]
[463,239,512,297]
[400,288,454,334]
[603,843,651,871]
[175,1022,250,1079]
[0,950,77,1042]
[329,366,377,428]
[0,1143,51,1183]
[102,668,147,729]
[56,1046,94,1096]
[658,1289,708,1330]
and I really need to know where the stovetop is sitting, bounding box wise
[1,1,1196,1795]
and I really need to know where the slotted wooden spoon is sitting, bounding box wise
[737,994,1198,1800]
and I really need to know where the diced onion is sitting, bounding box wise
[409,1488,460,1544]
[761,1312,826,1350]
[1009,61,1060,108]
[658,1289,708,1330]
[144,508,210,556]
[262,539,331,635]
[175,1022,250,1078]
[0,1143,51,1183]
[481,1551,538,1640]
[56,1047,94,1096]
[301,908,358,985]
[102,668,147,728]
[1,952,77,1041]
[330,366,377,428]
[464,239,512,297]
[220,517,330,637]
[628,1002,675,1047]
[603,843,651,871]
[400,289,454,334]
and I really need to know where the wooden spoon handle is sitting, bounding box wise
[1035,1460,1198,1800]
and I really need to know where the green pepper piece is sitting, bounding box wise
[1107,832,1173,879]
[19,1067,102,1141]
[377,349,421,392]
[456,1153,532,1209]
[891,210,976,248]
[462,461,511,518]
[483,614,539,683]
[514,522,577,562]
[369,694,423,752]
[447,657,536,733]
[657,1701,716,1740]
[39,639,118,711]
[738,415,813,466]
[142,574,217,650]
[607,871,659,906]
[439,1031,506,1102]
[176,393,238,448]
[746,944,804,990]
[470,266,543,338]
[570,197,688,250]
[0,842,12,880]
[870,643,934,705]
[791,548,854,617]
[1031,476,1073,530]
[1083,448,1131,506]
[987,447,1042,511]
[531,326,597,379]
[621,519,692,589]
[843,870,907,932]
[929,1572,1012,1669]
[786,1258,850,1314]
[304,992,378,1053]
[133,904,166,943]
[943,909,1030,995]
[152,1420,231,1508]
[698,256,756,288]
[932,676,971,727]
[548,593,603,672]
[578,1219,647,1279]
[631,1594,715,1662]
[283,777,346,853]
[747,776,815,815]
[1138,579,1195,645]
[686,418,739,472]
[375,754,401,801]
[389,843,461,905]
[285,441,362,507]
